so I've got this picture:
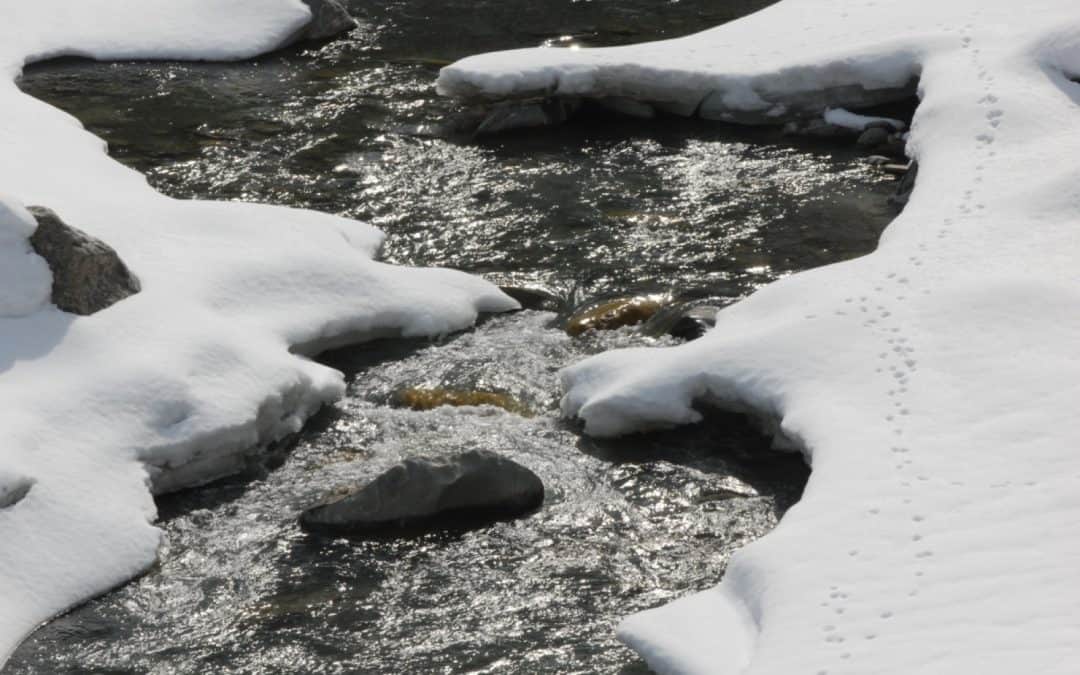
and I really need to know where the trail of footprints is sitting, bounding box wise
[814,13,1001,674]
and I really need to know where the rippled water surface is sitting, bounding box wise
[9,0,903,672]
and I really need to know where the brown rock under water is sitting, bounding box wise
[565,296,664,336]
[395,387,531,416]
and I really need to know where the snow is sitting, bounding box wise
[823,107,904,132]
[0,198,51,318]
[0,0,516,664]
[441,2,1080,674]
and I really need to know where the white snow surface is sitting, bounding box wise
[0,199,51,318]
[0,0,516,663]
[442,2,1080,674]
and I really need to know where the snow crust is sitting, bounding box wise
[0,0,516,663]
[442,2,1080,673]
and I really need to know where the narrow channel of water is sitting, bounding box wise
[8,0,903,672]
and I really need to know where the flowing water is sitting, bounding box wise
[8,0,905,672]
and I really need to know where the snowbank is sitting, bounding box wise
[443,2,1080,674]
[0,0,515,663]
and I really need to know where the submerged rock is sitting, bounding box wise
[565,296,665,336]
[300,450,544,534]
[394,387,531,416]
[856,126,891,148]
[28,206,141,316]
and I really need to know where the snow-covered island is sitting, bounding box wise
[2,0,1079,673]
[438,1,1080,673]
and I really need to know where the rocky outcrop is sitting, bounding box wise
[28,207,140,316]
[300,450,544,535]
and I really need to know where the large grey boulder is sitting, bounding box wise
[289,0,356,44]
[300,450,544,535]
[28,207,140,316]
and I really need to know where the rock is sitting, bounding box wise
[394,387,531,416]
[475,97,581,136]
[856,126,891,149]
[300,450,544,534]
[28,207,141,316]
[293,0,356,43]
[889,160,919,209]
[670,308,718,341]
[565,296,665,336]
[645,303,721,341]
[497,284,563,312]
[881,132,908,158]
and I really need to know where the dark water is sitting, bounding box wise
[8,0,902,672]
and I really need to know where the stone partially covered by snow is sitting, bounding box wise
[0,0,516,665]
[444,1,1080,674]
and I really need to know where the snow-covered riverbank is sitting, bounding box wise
[0,0,516,663]
[441,1,1080,673]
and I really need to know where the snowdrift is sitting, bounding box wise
[441,2,1080,673]
[0,0,516,662]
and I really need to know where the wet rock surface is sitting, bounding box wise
[28,206,140,316]
[394,387,531,416]
[565,295,666,336]
[300,450,545,535]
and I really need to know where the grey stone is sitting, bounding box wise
[497,284,563,312]
[28,207,141,316]
[475,97,581,136]
[284,0,356,46]
[856,126,891,149]
[300,450,544,534]
[643,302,721,341]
